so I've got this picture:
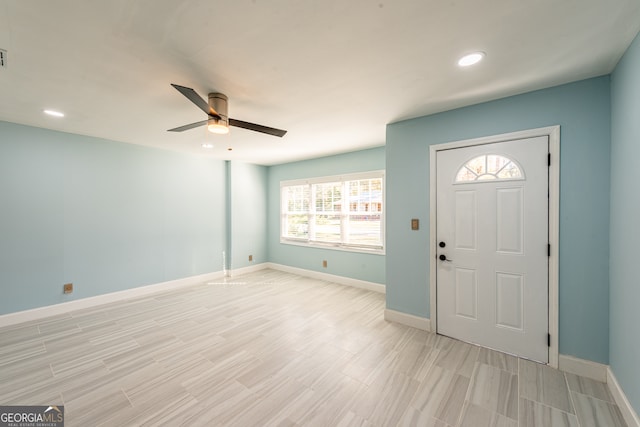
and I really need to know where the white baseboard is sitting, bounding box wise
[266,263,385,294]
[558,354,608,382]
[384,308,431,332]
[608,367,640,427]
[228,262,270,277]
[0,264,382,328]
[0,270,225,328]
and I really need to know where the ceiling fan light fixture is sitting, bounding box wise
[458,52,485,67]
[207,118,229,134]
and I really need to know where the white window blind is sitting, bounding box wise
[281,171,384,253]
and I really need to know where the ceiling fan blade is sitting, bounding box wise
[167,120,208,132]
[171,84,219,117]
[229,118,287,137]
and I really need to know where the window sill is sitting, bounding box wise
[280,239,385,255]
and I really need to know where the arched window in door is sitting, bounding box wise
[455,154,524,183]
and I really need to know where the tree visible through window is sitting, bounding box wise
[281,172,384,252]
[282,185,309,239]
[314,182,342,243]
[455,154,523,182]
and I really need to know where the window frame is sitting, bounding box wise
[280,170,385,255]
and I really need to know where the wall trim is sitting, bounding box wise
[384,309,431,331]
[428,125,560,368]
[228,262,271,277]
[0,270,225,328]
[608,367,640,427]
[558,354,608,382]
[0,264,382,329]
[266,263,385,294]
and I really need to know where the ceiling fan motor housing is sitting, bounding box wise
[209,93,229,126]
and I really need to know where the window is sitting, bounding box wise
[281,171,384,253]
[455,154,523,182]
[282,184,310,239]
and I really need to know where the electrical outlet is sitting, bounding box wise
[322,260,327,268]
[248,255,253,262]
[63,283,73,294]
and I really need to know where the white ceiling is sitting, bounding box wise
[1,1,639,166]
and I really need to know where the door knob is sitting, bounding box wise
[439,254,452,262]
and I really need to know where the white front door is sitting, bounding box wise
[436,136,549,363]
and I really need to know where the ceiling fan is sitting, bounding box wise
[168,84,287,137]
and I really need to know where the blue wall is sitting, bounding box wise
[386,77,612,363]
[0,121,227,314]
[267,147,385,284]
[229,161,268,270]
[610,32,640,414]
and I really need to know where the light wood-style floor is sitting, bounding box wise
[0,269,627,426]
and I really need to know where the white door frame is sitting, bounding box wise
[429,126,560,368]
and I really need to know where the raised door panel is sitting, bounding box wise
[496,187,524,254]
[495,272,524,330]
[455,190,477,251]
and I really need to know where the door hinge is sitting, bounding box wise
[548,153,551,166]
[548,333,551,347]
[547,244,551,257]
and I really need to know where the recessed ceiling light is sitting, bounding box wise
[458,52,485,67]
[44,109,65,117]
[201,143,214,149]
